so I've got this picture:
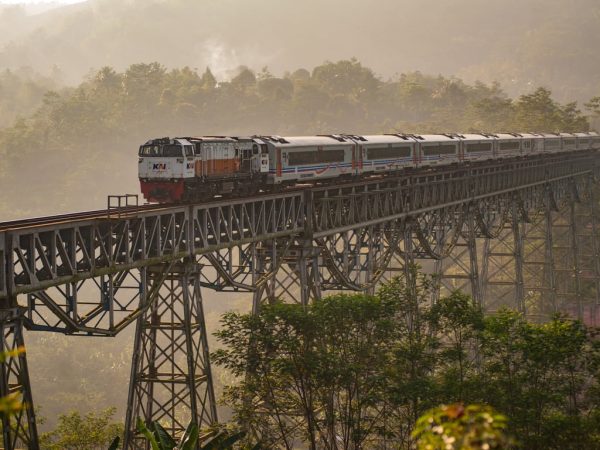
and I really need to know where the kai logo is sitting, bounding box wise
[186,162,194,169]
[152,163,167,171]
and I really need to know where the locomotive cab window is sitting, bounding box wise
[139,144,182,157]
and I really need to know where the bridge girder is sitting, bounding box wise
[0,152,598,448]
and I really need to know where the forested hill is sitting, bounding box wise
[0,60,592,220]
[0,0,599,102]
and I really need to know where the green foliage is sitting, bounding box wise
[0,347,26,421]
[412,403,512,450]
[213,291,400,448]
[136,418,245,450]
[215,276,600,449]
[39,407,123,450]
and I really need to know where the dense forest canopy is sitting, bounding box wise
[0,59,594,219]
[1,0,599,102]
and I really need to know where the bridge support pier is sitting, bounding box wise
[123,263,217,449]
[0,307,38,450]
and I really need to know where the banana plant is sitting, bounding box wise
[135,418,248,450]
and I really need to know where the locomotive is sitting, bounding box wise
[138,132,600,203]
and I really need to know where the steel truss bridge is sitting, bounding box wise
[0,150,599,448]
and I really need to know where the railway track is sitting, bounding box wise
[0,150,595,232]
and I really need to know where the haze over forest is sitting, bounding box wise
[1,0,600,102]
[0,0,600,436]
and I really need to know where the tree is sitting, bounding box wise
[430,292,484,403]
[412,403,512,450]
[479,311,600,449]
[380,272,441,447]
[39,407,123,450]
[213,291,401,449]
[200,67,217,90]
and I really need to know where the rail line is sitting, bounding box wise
[0,151,586,232]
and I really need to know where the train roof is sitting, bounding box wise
[460,133,497,140]
[142,137,193,146]
[358,135,417,145]
[259,135,354,147]
[495,133,523,140]
[417,134,463,142]
[519,133,545,139]
[185,136,237,143]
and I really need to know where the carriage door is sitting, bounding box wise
[204,143,211,177]
[242,146,251,173]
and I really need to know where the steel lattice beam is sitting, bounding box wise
[0,152,598,449]
[123,262,217,449]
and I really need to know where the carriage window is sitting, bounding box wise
[367,146,411,159]
[184,145,193,156]
[545,140,560,148]
[288,149,345,165]
[466,142,493,152]
[253,144,259,155]
[422,144,456,155]
[261,144,269,154]
[499,141,520,151]
[563,139,576,146]
[578,139,589,146]
[523,141,531,148]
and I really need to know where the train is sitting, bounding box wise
[138,132,600,203]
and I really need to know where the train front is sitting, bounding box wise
[138,137,195,202]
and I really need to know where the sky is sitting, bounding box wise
[0,0,84,3]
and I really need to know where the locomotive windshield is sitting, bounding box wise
[139,144,183,157]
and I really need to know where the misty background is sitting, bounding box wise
[0,0,599,433]
[2,0,600,102]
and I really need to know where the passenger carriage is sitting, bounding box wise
[541,133,562,153]
[417,134,461,166]
[461,133,497,162]
[261,135,355,185]
[559,133,577,152]
[495,133,522,159]
[359,134,418,173]
[574,131,600,150]
[520,133,545,155]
